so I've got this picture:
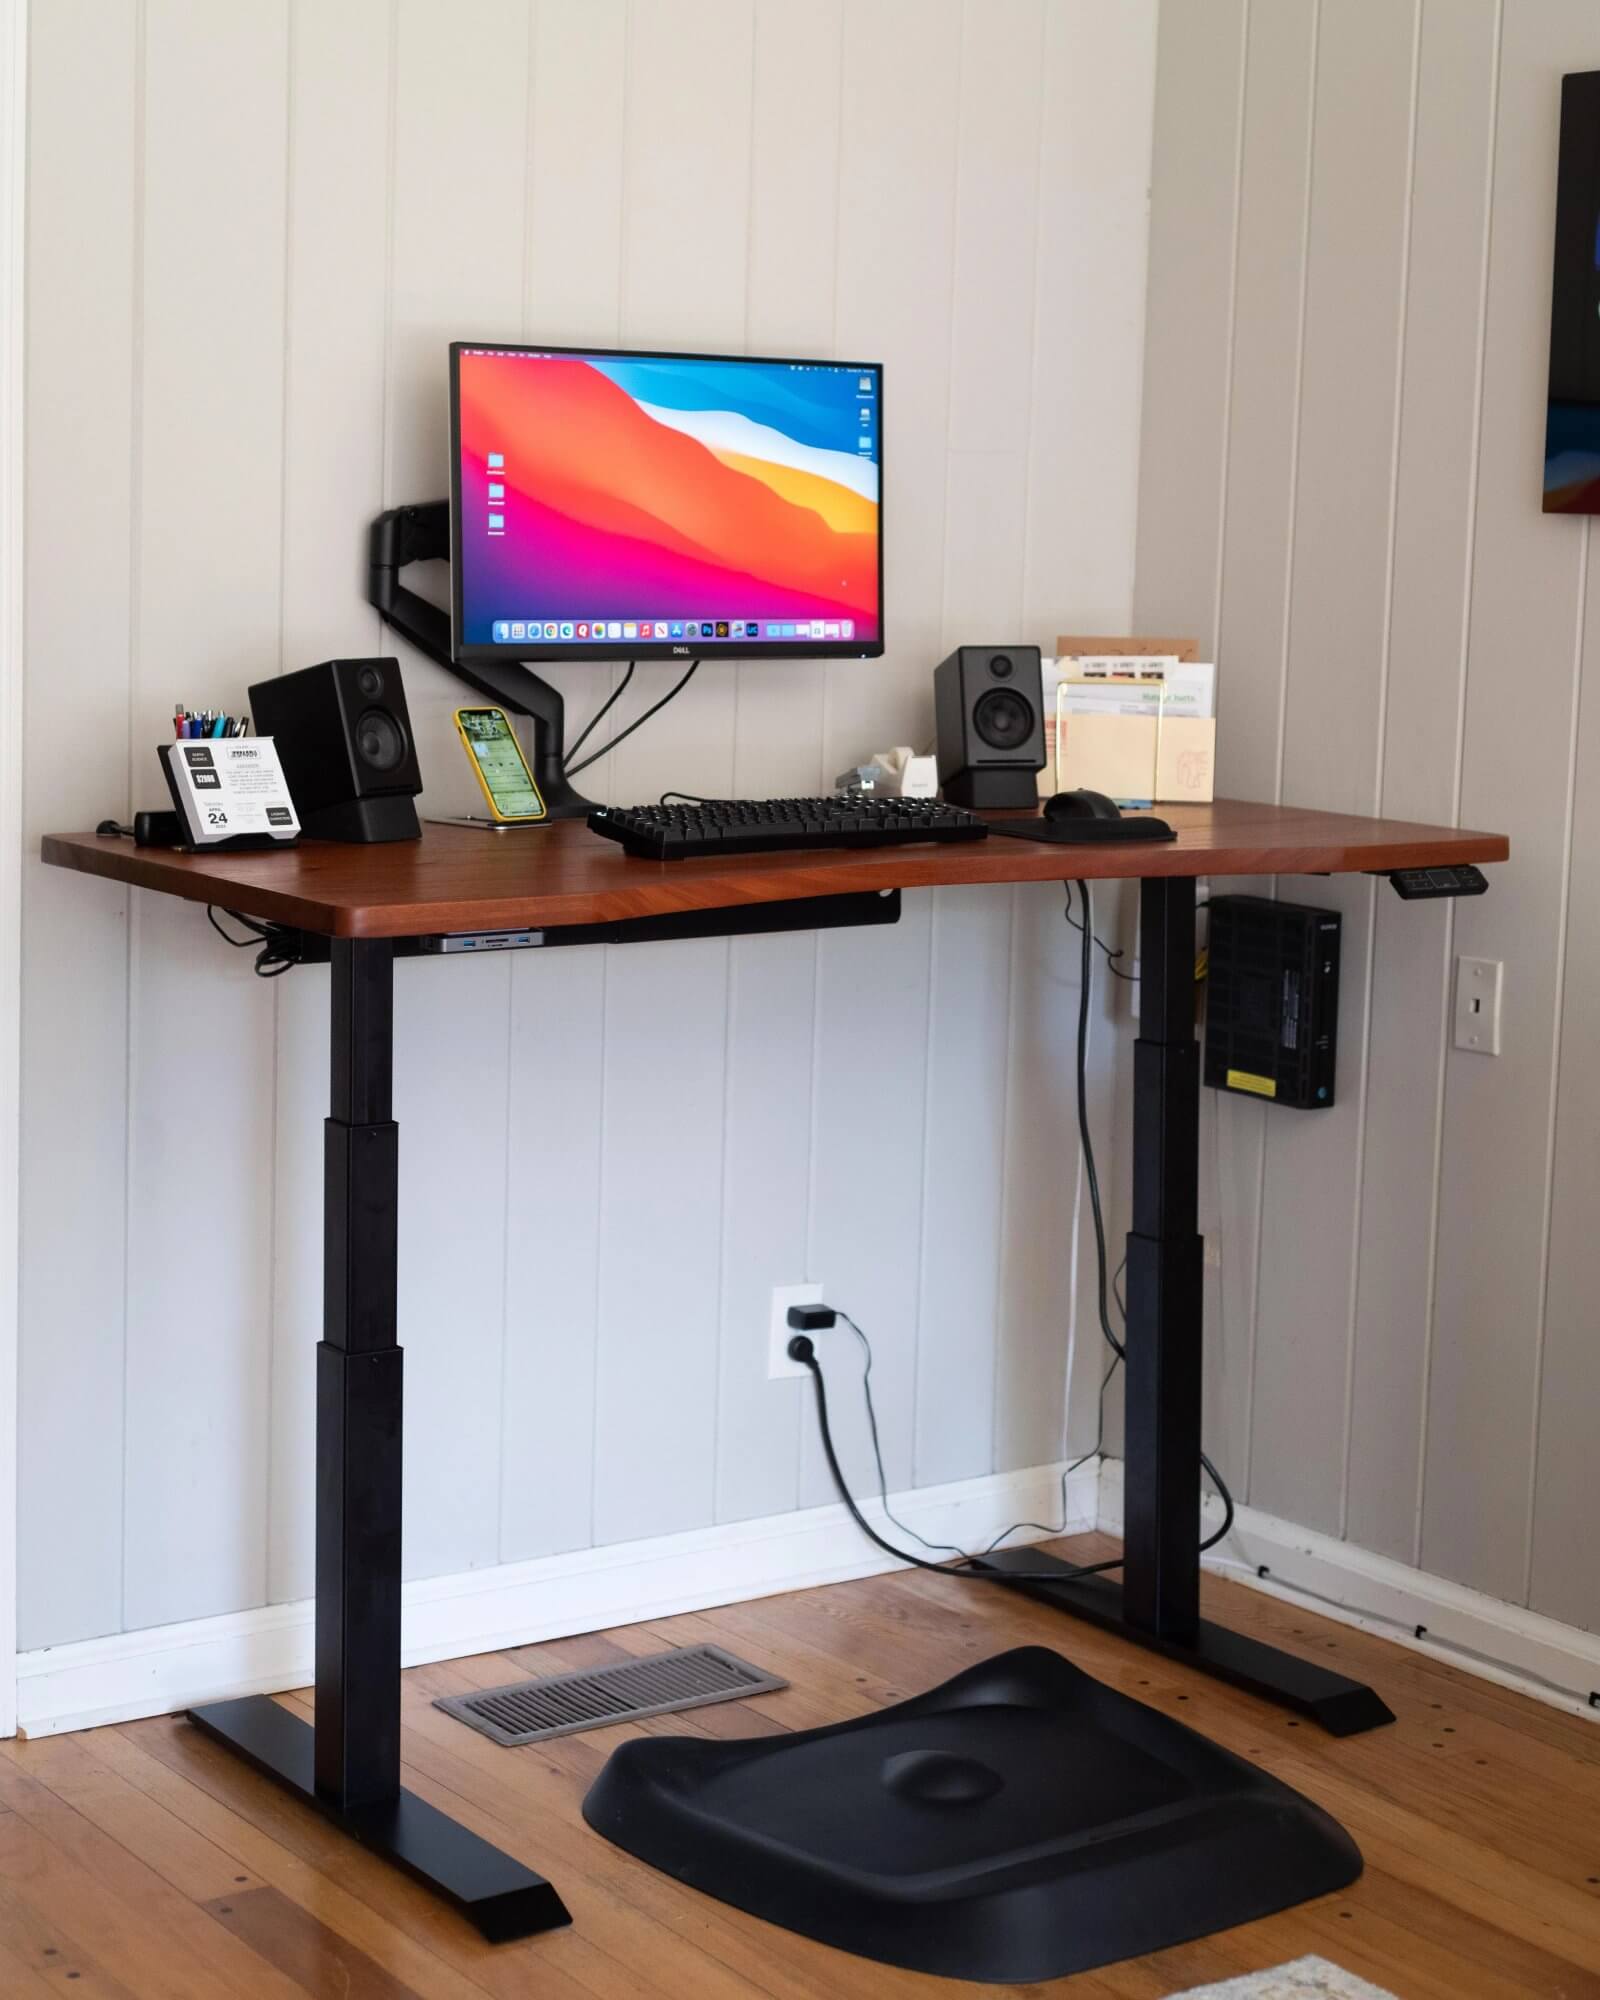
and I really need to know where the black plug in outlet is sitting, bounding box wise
[786,1303,837,1333]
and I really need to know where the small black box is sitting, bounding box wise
[1203,895,1340,1109]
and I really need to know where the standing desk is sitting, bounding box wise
[42,798,1510,1942]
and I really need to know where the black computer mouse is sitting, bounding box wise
[1043,788,1123,822]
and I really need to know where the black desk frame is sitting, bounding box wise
[189,871,1391,1949]
[976,878,1392,1736]
[191,936,572,1939]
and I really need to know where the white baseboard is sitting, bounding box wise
[15,1459,1098,1738]
[1098,1460,1600,1722]
[22,1455,1599,1740]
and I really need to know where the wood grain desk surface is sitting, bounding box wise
[42,799,1510,939]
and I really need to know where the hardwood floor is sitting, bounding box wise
[3,1539,1599,1998]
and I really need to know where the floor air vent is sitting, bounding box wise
[435,1644,788,1747]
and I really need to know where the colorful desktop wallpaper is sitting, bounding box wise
[455,349,881,648]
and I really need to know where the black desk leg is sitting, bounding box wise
[977,878,1394,1737]
[191,938,572,1942]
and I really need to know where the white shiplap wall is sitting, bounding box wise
[18,0,1157,1651]
[1136,0,1600,1630]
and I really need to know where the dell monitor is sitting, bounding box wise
[450,343,883,665]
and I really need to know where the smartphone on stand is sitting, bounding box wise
[446,706,548,826]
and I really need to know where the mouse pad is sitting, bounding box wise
[987,816,1177,843]
[582,1645,1361,1983]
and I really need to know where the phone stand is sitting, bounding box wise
[367,501,596,821]
[425,815,549,834]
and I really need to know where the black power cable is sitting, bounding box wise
[564,659,700,779]
[206,906,301,978]
[562,660,636,769]
[789,1333,1123,1588]
[786,877,1238,1586]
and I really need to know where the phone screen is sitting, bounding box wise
[460,709,544,818]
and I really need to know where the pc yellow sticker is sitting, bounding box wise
[1226,1069,1277,1099]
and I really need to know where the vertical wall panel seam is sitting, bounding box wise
[1240,3,1320,1504]
[616,0,633,335]
[732,0,757,778]
[1413,0,1504,1567]
[1337,872,1378,1543]
[915,0,970,1485]
[378,0,399,509]
[1521,521,1589,1606]
[910,896,938,1485]
[711,939,737,1520]
[498,0,538,1563]
[800,927,824,1497]
[1245,0,1320,1504]
[1016,0,1047,624]
[521,0,536,334]
[585,951,609,1547]
[1271,0,1319,810]
[937,0,968,640]
[1209,0,1254,1500]
[118,0,149,1633]
[997,889,1017,1472]
[741,0,756,350]
[263,0,298,1598]
[988,889,1019,1475]
[1338,0,1423,1543]
[1368,0,1423,824]
[494,963,516,1561]
[1209,0,1252,659]
[819,0,845,778]
[2,0,23,1713]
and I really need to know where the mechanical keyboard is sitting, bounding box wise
[588,795,990,861]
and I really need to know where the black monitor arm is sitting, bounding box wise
[366,501,596,819]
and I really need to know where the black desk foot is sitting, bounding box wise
[189,1696,572,1942]
[972,1551,1395,1738]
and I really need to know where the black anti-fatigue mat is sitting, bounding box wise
[582,1645,1362,1983]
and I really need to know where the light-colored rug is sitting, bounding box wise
[1166,1958,1400,2000]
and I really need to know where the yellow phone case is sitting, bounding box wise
[453,707,547,822]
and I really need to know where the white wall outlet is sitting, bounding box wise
[1453,955,1503,1056]
[769,1282,824,1380]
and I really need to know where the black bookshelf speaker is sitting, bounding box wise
[933,645,1046,809]
[248,657,422,841]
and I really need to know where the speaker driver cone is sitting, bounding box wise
[973,686,1036,753]
[356,707,408,774]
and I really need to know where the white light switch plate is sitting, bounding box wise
[1453,956,1503,1055]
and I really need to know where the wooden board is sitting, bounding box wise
[42,801,1509,940]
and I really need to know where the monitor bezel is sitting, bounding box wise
[448,341,885,667]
